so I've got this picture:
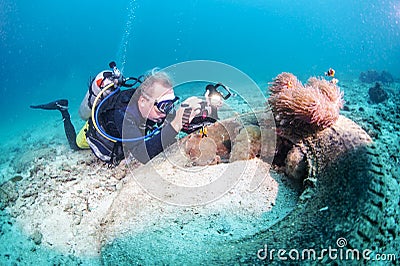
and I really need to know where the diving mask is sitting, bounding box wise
[154,96,180,114]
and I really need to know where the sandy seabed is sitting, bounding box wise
[0,112,300,265]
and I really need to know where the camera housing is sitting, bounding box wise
[181,83,232,134]
[182,98,219,134]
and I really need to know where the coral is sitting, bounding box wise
[368,82,389,103]
[184,134,221,166]
[180,114,274,165]
[229,125,261,161]
[182,116,273,165]
[268,73,344,133]
[182,122,233,166]
[203,122,232,160]
[284,146,306,180]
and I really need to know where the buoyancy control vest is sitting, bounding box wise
[85,88,137,165]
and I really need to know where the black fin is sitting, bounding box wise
[30,99,68,111]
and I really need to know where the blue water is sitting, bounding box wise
[1,0,399,141]
[0,0,399,264]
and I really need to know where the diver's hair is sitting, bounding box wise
[137,68,173,98]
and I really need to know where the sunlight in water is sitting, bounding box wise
[395,3,400,23]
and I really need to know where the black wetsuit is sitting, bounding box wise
[98,93,178,164]
[88,90,179,164]
[31,92,179,165]
[59,108,80,151]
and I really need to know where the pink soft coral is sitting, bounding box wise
[268,73,344,132]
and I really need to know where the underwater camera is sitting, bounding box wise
[181,83,232,134]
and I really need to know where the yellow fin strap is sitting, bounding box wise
[76,121,90,149]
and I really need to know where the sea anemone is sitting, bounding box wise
[269,72,303,94]
[268,73,344,133]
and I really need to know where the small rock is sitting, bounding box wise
[116,182,123,190]
[63,203,73,212]
[93,182,101,189]
[10,176,23,183]
[342,105,350,112]
[22,189,37,198]
[73,212,83,225]
[0,181,19,209]
[30,230,43,245]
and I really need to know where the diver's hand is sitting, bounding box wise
[170,96,202,132]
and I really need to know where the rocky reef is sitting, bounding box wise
[368,82,389,103]
[359,69,395,84]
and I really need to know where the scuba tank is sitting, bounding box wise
[79,62,141,120]
[79,71,117,120]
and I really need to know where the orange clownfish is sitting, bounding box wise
[325,68,335,77]
[199,126,208,138]
[285,80,294,88]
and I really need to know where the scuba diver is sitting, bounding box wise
[31,62,230,165]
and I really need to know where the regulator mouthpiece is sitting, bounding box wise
[109,61,121,78]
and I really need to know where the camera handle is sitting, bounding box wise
[181,104,193,132]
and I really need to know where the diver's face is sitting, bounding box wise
[139,82,174,123]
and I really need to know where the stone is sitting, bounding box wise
[30,230,43,245]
